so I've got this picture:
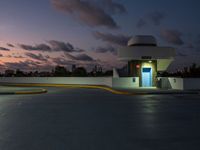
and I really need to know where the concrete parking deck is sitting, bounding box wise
[0,87,200,150]
[0,86,47,95]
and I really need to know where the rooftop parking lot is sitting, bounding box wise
[0,87,200,150]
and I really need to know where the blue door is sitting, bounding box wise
[142,68,152,87]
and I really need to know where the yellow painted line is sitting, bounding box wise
[14,89,47,95]
[5,83,131,95]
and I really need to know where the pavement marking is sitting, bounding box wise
[1,84,199,95]
[0,88,47,95]
[14,89,47,95]
[3,84,131,95]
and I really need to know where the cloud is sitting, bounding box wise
[48,40,75,52]
[4,61,38,70]
[25,53,48,62]
[148,11,165,26]
[52,53,94,67]
[10,55,24,58]
[136,11,166,28]
[7,43,15,47]
[76,54,94,61]
[19,40,83,53]
[160,29,184,45]
[195,34,200,45]
[93,31,130,46]
[99,0,126,14]
[176,52,187,57]
[0,47,10,51]
[0,54,3,57]
[95,45,117,55]
[64,52,94,61]
[52,57,75,66]
[4,60,54,71]
[64,52,77,60]
[19,43,51,51]
[136,18,147,28]
[51,0,119,29]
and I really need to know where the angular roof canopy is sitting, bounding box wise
[118,35,176,71]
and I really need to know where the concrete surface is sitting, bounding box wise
[0,77,113,87]
[114,87,200,95]
[0,87,200,150]
[0,86,47,94]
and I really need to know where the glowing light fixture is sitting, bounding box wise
[136,64,140,69]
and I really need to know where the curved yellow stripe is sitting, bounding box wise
[15,89,47,95]
[6,84,131,95]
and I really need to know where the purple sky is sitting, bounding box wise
[0,0,200,72]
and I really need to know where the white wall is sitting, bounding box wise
[0,77,113,87]
[168,78,184,90]
[159,77,200,90]
[184,78,200,90]
[112,77,139,89]
[158,77,183,90]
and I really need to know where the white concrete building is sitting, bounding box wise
[117,35,176,87]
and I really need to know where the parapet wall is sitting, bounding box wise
[1,77,199,90]
[112,77,139,89]
[158,77,200,90]
[0,77,113,87]
[0,77,140,89]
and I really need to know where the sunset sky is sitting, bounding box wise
[0,0,200,72]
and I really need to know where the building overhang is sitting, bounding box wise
[118,46,175,71]
[118,46,175,61]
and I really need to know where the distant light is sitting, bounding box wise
[149,60,152,63]
[136,64,140,69]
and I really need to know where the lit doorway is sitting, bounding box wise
[142,68,152,87]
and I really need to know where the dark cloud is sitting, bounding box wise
[7,43,15,47]
[176,52,187,57]
[13,56,24,58]
[19,40,83,53]
[75,48,85,52]
[0,47,10,51]
[45,55,50,59]
[25,53,48,62]
[52,54,94,67]
[136,18,147,28]
[76,54,94,61]
[136,11,165,28]
[4,60,53,71]
[148,11,165,26]
[186,44,195,49]
[4,61,38,70]
[51,0,119,29]
[19,43,51,51]
[64,52,77,60]
[195,34,200,45]
[0,54,3,57]
[48,40,75,52]
[93,31,131,46]
[95,45,117,55]
[11,55,24,58]
[64,52,94,61]
[52,57,75,66]
[160,29,184,45]
[99,0,126,14]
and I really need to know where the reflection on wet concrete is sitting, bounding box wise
[0,88,200,150]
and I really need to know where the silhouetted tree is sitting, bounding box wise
[159,63,200,78]
[104,70,113,76]
[15,69,25,77]
[72,67,87,77]
[54,66,69,77]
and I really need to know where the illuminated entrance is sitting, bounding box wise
[142,68,152,87]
